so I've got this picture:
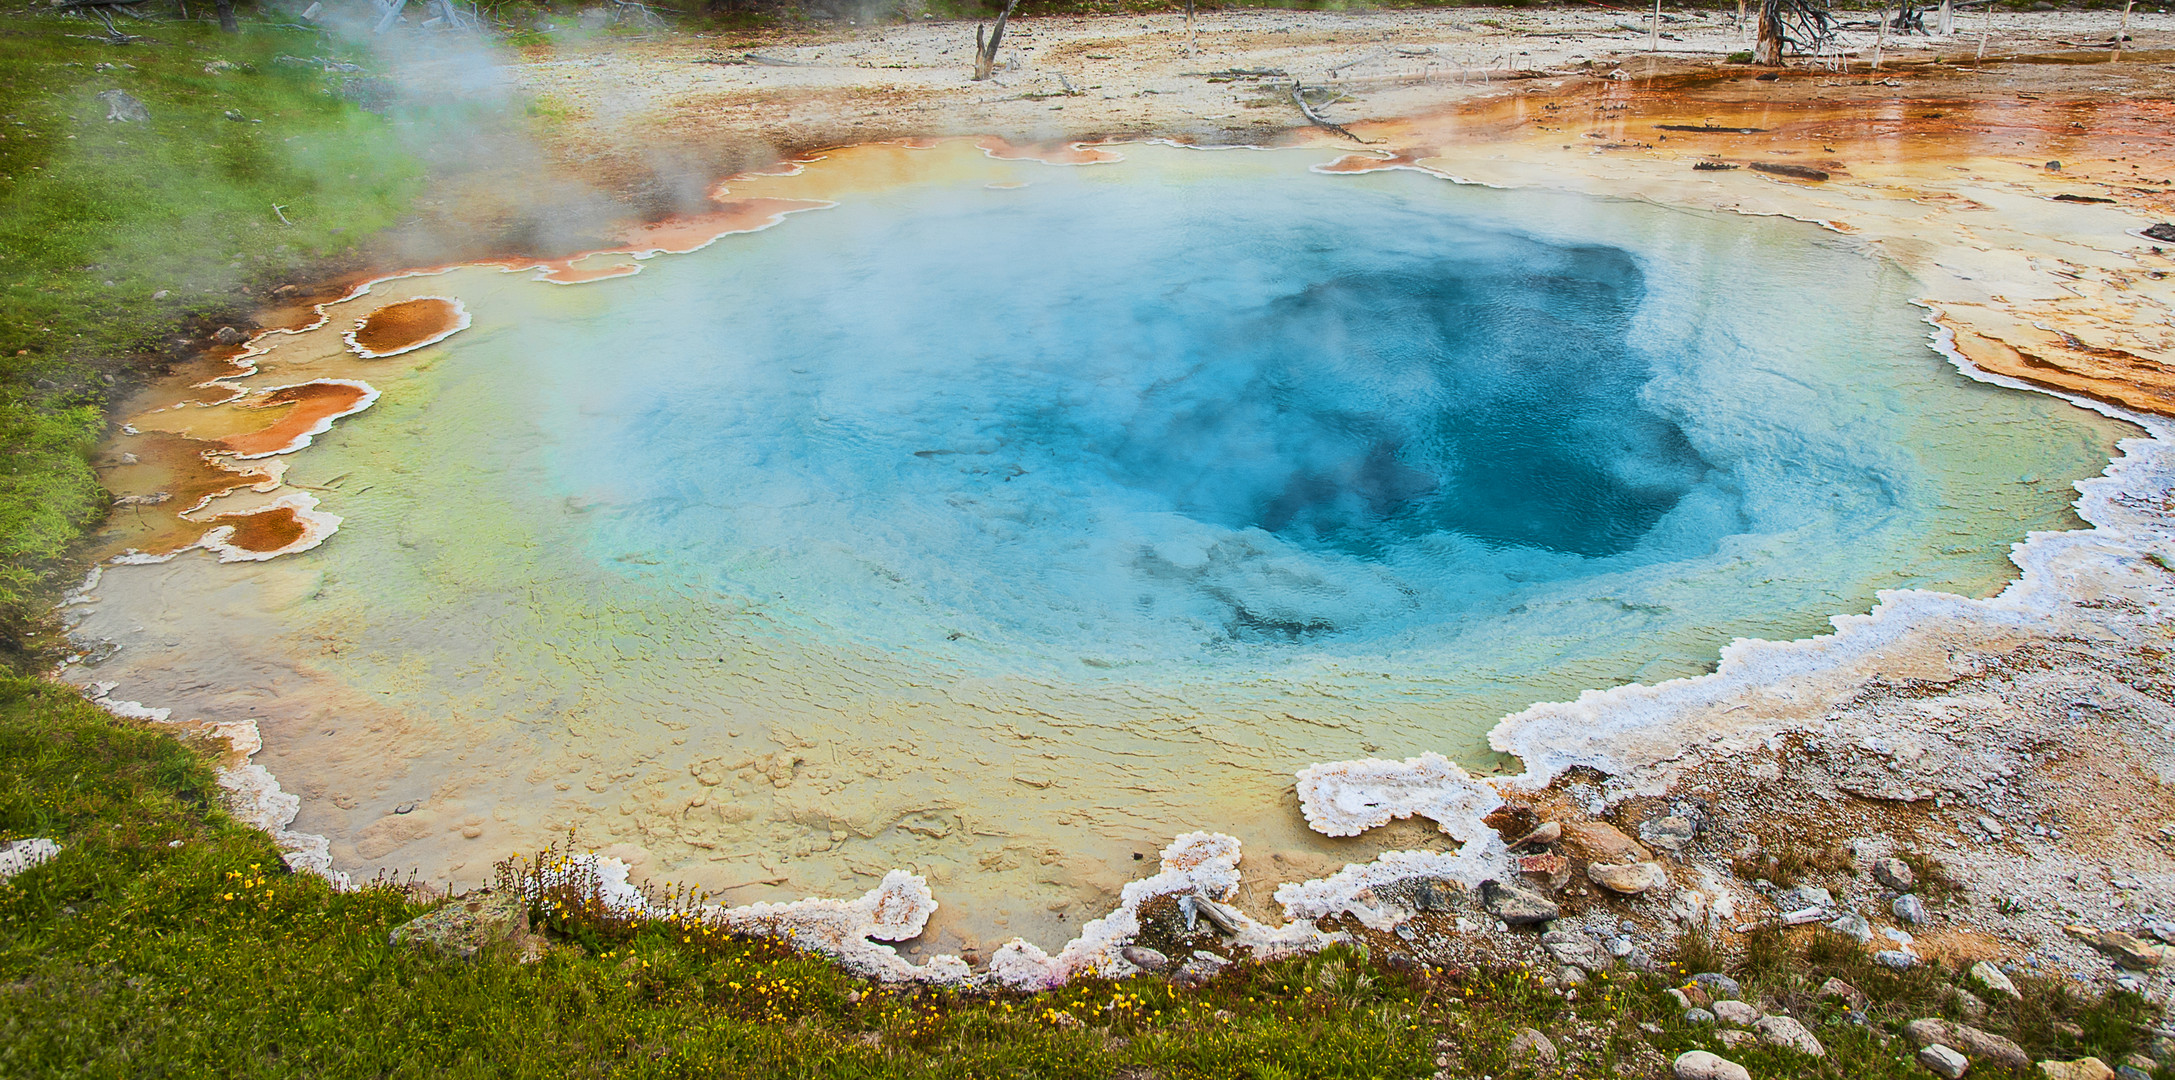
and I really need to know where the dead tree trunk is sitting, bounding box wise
[1184,0,1196,55]
[215,0,237,31]
[972,0,1023,81]
[1756,0,1785,63]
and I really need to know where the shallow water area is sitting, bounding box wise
[68,138,2133,952]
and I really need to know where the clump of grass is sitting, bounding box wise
[0,14,428,650]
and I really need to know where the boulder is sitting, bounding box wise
[1903,1019,2032,1072]
[1873,856,1916,890]
[1564,820,1653,864]
[1876,949,1919,969]
[1674,1050,1751,1080]
[1715,1029,1759,1050]
[388,890,544,961]
[1691,972,1742,999]
[1711,1000,1761,1027]
[1919,1044,1970,1079]
[1588,861,1669,895]
[1756,1014,1826,1057]
[2038,1059,2117,1080]
[1685,1008,1717,1024]
[1828,913,1873,942]
[1542,930,1608,971]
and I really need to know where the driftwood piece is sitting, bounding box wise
[972,0,1022,81]
[1289,81,1369,143]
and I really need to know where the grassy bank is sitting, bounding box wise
[0,13,424,651]
[2,679,2165,1077]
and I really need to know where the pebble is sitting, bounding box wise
[1919,1043,1971,1079]
[1816,977,1868,1011]
[1641,815,1698,853]
[1542,930,1608,971]
[1756,1014,1827,1058]
[1895,894,1930,925]
[1873,856,1916,890]
[2066,926,2166,970]
[1509,821,1562,848]
[1673,1050,1751,1080]
[1564,820,1654,864]
[1969,960,2021,1000]
[1711,1000,1761,1027]
[1876,949,1919,969]
[1588,861,1669,895]
[1781,883,1834,911]
[1685,1008,1717,1024]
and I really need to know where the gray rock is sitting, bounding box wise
[1756,1014,1827,1058]
[1782,883,1835,911]
[1641,814,1698,852]
[2037,1059,2117,1080]
[1685,1008,1717,1024]
[1715,1029,1759,1050]
[1919,1043,1970,1079]
[1876,949,1919,969]
[388,890,543,961]
[1873,856,1915,890]
[1481,879,1559,925]
[1903,1018,2032,1072]
[1588,860,1669,895]
[2066,926,2165,970]
[1895,893,1930,925]
[1951,986,1988,1021]
[1828,912,1873,942]
[1711,1000,1761,1027]
[2117,1067,2152,1080]
[1674,1050,1750,1080]
[1120,945,1169,972]
[1173,950,1228,986]
[1969,960,2020,1000]
[1691,972,1742,998]
[1508,1027,1559,1067]
[1542,929,1608,971]
[96,89,149,123]
[1816,977,1868,1011]
[211,325,248,345]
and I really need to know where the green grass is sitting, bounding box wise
[0,14,426,646]
[2,673,2165,1077]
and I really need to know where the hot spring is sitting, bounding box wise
[74,139,2132,951]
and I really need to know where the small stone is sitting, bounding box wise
[1716,1029,1759,1050]
[2116,1066,2152,1080]
[2066,926,2166,970]
[1977,815,2005,837]
[1509,821,1563,848]
[1691,972,1741,999]
[2123,1054,2157,1073]
[1969,960,2020,1000]
[1782,883,1834,910]
[2037,1058,2117,1080]
[1816,977,1869,1011]
[387,890,544,962]
[1588,860,1669,895]
[1682,982,1712,1007]
[1542,929,1608,971]
[1686,1008,1717,1024]
[1712,1000,1761,1026]
[1950,986,1988,1020]
[1120,945,1169,971]
[1758,1014,1826,1057]
[1666,987,1691,1008]
[1919,1043,1970,1079]
[1480,879,1560,925]
[1828,912,1873,942]
[96,89,149,123]
[1874,856,1916,890]
[1563,820,1654,864]
[1517,851,1569,877]
[211,325,247,345]
[1876,949,1919,969]
[1895,894,1930,925]
[1674,1050,1751,1080]
[1509,1027,1559,1067]
[1641,814,1698,852]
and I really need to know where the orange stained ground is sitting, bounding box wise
[217,382,374,457]
[349,297,465,357]
[208,504,310,554]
